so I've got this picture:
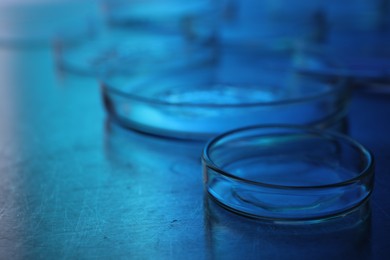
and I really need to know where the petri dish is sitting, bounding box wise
[297,3,390,85]
[202,125,374,221]
[296,34,390,83]
[218,0,390,89]
[101,66,351,140]
[57,27,217,76]
[57,0,218,76]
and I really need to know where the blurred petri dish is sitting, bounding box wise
[56,0,218,76]
[299,3,390,86]
[102,66,351,140]
[296,33,390,83]
[218,0,390,89]
[219,0,327,47]
[202,125,374,221]
[56,26,217,76]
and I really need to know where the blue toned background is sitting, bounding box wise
[0,0,390,259]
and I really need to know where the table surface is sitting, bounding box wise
[0,46,390,260]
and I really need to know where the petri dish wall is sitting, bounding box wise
[202,125,375,221]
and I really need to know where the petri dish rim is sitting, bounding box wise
[101,72,349,108]
[202,125,374,190]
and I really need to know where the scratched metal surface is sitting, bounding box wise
[0,47,390,259]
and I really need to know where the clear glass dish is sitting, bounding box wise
[219,0,390,87]
[56,0,218,76]
[102,67,351,140]
[57,25,217,76]
[296,35,390,83]
[202,125,374,221]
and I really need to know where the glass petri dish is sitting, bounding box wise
[297,3,390,86]
[296,34,390,83]
[101,66,351,140]
[218,0,390,90]
[57,27,217,76]
[57,0,218,76]
[202,125,374,221]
